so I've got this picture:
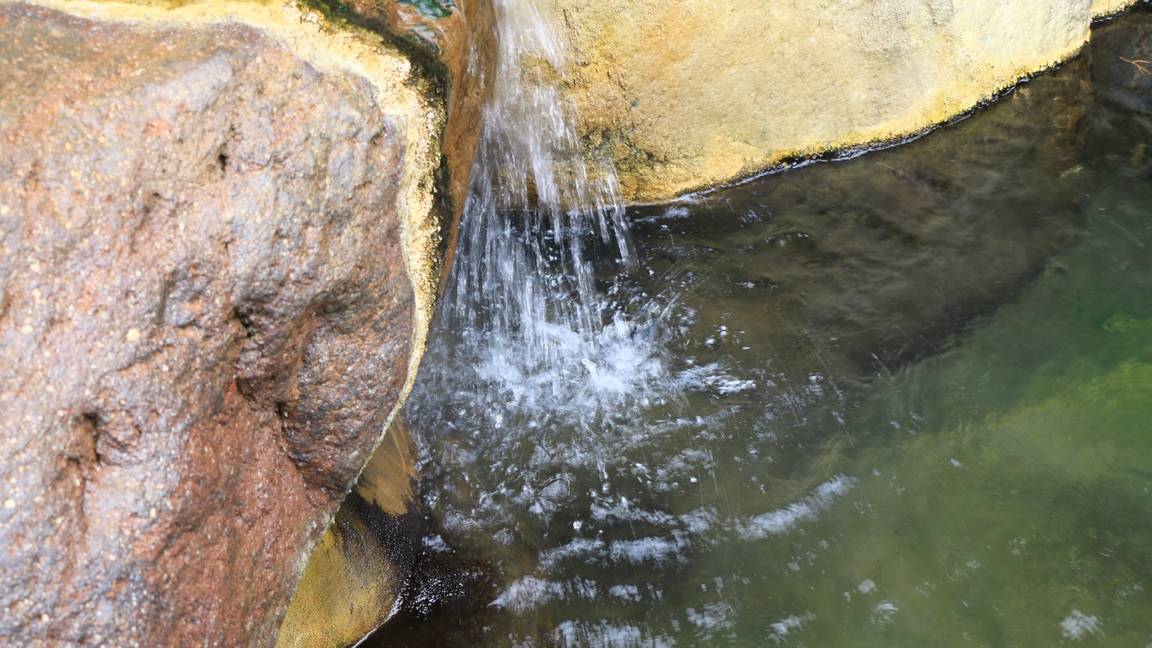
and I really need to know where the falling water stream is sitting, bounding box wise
[371,6,1152,647]
[444,0,634,371]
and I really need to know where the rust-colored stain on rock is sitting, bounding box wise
[0,3,419,644]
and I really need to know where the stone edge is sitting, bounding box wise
[634,0,1144,203]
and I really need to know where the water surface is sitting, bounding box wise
[378,11,1152,647]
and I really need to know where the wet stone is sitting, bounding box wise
[0,4,418,645]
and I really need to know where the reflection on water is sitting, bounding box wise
[377,10,1152,647]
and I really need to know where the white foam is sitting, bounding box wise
[551,620,676,648]
[539,537,608,571]
[686,601,737,641]
[491,576,600,614]
[767,612,815,644]
[491,576,558,614]
[680,506,720,535]
[737,475,857,540]
[609,584,642,602]
[1060,610,1102,641]
[608,532,690,567]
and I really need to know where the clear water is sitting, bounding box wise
[380,10,1152,648]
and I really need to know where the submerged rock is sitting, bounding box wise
[541,0,1138,202]
[0,1,442,645]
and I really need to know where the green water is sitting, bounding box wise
[380,10,1152,647]
[650,179,1152,646]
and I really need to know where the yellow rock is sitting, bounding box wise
[542,0,1139,202]
[275,515,404,648]
[1092,0,1136,15]
[277,423,420,648]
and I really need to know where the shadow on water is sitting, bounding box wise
[368,8,1152,647]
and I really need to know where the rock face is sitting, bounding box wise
[260,2,496,644]
[0,2,441,645]
[542,0,1138,202]
[312,0,498,288]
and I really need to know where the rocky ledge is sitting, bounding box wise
[543,0,1139,201]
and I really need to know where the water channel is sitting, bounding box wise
[371,7,1152,647]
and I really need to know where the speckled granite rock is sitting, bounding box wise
[0,2,441,645]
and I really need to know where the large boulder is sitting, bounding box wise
[0,1,442,644]
[262,1,497,644]
[543,0,1137,202]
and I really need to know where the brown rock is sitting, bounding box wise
[308,0,498,287]
[0,2,440,645]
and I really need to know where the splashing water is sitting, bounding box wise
[449,0,631,335]
[399,6,789,624]
[429,0,675,433]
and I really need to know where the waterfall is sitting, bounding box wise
[448,0,633,347]
[395,3,756,638]
[425,0,664,430]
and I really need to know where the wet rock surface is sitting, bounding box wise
[312,0,497,279]
[269,1,497,644]
[277,423,423,648]
[0,3,423,644]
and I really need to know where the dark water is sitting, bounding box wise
[375,10,1152,647]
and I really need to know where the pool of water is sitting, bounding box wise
[375,10,1152,647]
